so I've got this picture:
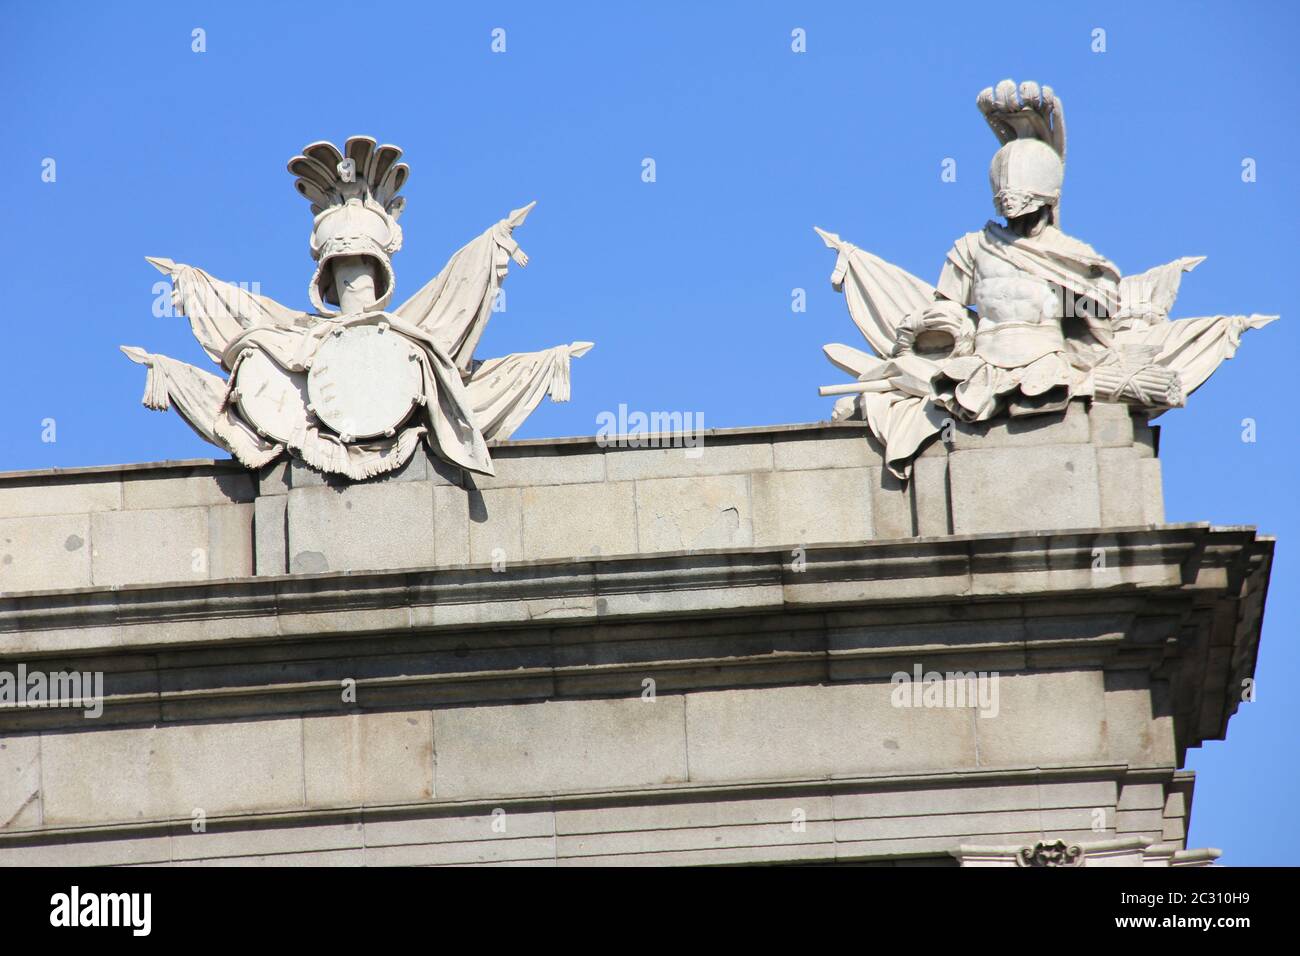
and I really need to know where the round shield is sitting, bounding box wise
[233,349,311,445]
[307,324,423,441]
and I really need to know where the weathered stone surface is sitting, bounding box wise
[520,481,638,560]
[560,818,837,860]
[555,792,835,835]
[0,834,172,867]
[1114,808,1165,834]
[174,847,368,866]
[948,402,1090,451]
[0,413,1178,585]
[0,513,91,593]
[40,718,304,825]
[1097,446,1147,527]
[833,779,1116,820]
[171,819,364,863]
[772,433,881,471]
[365,807,556,847]
[1104,670,1177,766]
[1163,786,1190,842]
[1090,403,1136,447]
[751,468,873,547]
[476,448,605,489]
[0,409,1266,866]
[974,670,1107,766]
[563,839,835,867]
[287,460,331,489]
[0,766,1178,867]
[258,460,291,496]
[0,734,41,829]
[605,441,772,482]
[468,486,522,565]
[837,805,1098,843]
[254,494,287,576]
[431,697,688,799]
[1117,782,1165,811]
[634,474,752,552]
[870,467,913,539]
[303,711,434,807]
[286,481,433,573]
[1162,814,1187,843]
[911,456,950,536]
[208,503,253,579]
[829,618,1025,667]
[1133,417,1158,458]
[364,835,557,866]
[122,471,255,511]
[949,445,1100,534]
[433,485,470,567]
[1139,459,1165,523]
[91,507,209,587]
[1165,788,1188,820]
[0,476,121,520]
[685,683,977,782]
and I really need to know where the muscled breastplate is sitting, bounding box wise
[971,244,1064,369]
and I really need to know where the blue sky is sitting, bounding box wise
[2,2,1296,863]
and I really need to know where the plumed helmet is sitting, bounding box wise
[988,139,1063,220]
[287,137,408,314]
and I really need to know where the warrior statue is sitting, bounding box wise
[816,80,1276,479]
[122,137,592,480]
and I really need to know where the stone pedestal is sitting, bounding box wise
[0,403,1269,865]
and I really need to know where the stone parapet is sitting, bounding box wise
[0,403,1164,590]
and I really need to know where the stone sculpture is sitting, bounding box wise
[817,80,1276,479]
[122,137,593,480]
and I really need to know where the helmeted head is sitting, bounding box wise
[988,139,1063,221]
[287,137,409,315]
[308,195,400,313]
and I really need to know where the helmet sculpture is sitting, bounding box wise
[988,138,1064,221]
[288,137,408,314]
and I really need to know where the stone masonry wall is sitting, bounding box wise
[0,402,1161,592]
[0,397,1266,866]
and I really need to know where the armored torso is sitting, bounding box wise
[969,240,1065,369]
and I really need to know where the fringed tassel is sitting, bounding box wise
[547,348,573,403]
[288,427,423,482]
[141,362,172,411]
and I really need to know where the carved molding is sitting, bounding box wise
[1017,840,1083,867]
[955,836,1222,867]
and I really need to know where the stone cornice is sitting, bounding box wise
[0,760,1152,848]
[0,522,1263,638]
[0,524,1270,753]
